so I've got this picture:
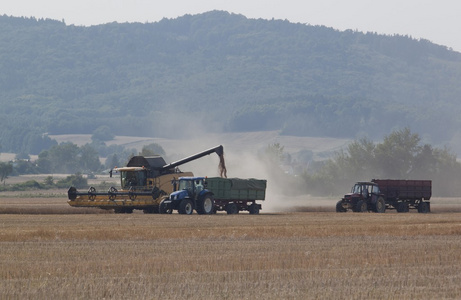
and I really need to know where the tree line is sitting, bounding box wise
[298,128,461,197]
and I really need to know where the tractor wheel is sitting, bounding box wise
[356,200,367,212]
[226,203,239,214]
[249,203,260,215]
[197,195,214,215]
[418,202,430,213]
[179,199,193,215]
[336,200,346,212]
[159,199,173,214]
[374,197,386,213]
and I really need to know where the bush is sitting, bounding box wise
[56,173,88,189]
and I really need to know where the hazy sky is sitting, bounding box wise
[2,0,461,52]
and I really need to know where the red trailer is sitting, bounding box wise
[336,179,431,213]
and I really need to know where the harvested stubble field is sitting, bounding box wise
[1,196,461,299]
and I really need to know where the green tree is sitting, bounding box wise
[80,144,102,172]
[264,143,285,164]
[0,162,13,184]
[374,128,421,178]
[37,143,101,174]
[305,128,461,196]
[139,143,166,157]
[91,125,114,142]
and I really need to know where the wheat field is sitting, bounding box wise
[1,196,461,299]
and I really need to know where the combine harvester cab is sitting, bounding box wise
[67,145,226,213]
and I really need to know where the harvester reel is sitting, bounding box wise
[128,186,137,201]
[108,186,118,200]
[88,186,96,201]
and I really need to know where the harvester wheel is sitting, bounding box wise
[249,203,260,214]
[197,195,214,215]
[374,197,386,213]
[418,202,430,213]
[179,199,193,215]
[356,200,367,212]
[336,200,346,212]
[226,203,239,215]
[143,207,159,214]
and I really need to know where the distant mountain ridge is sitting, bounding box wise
[1,11,461,154]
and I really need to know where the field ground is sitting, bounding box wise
[1,194,461,299]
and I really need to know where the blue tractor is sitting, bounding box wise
[160,177,215,215]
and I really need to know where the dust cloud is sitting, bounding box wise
[137,105,336,212]
[154,133,333,213]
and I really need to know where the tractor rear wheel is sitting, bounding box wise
[197,195,214,215]
[179,199,193,215]
[374,197,386,213]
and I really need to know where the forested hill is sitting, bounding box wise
[2,11,461,155]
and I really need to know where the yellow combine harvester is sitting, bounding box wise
[67,145,226,213]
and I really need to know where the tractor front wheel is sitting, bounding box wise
[336,200,346,212]
[179,199,194,215]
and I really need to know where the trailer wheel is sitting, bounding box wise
[374,197,386,213]
[396,202,409,213]
[226,203,239,214]
[249,203,260,214]
[197,195,214,215]
[356,200,367,212]
[336,200,346,212]
[179,199,193,215]
[418,202,430,213]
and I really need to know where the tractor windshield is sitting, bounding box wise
[178,179,193,192]
[352,184,362,194]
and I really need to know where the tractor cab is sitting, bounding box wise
[339,181,382,212]
[174,177,207,200]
